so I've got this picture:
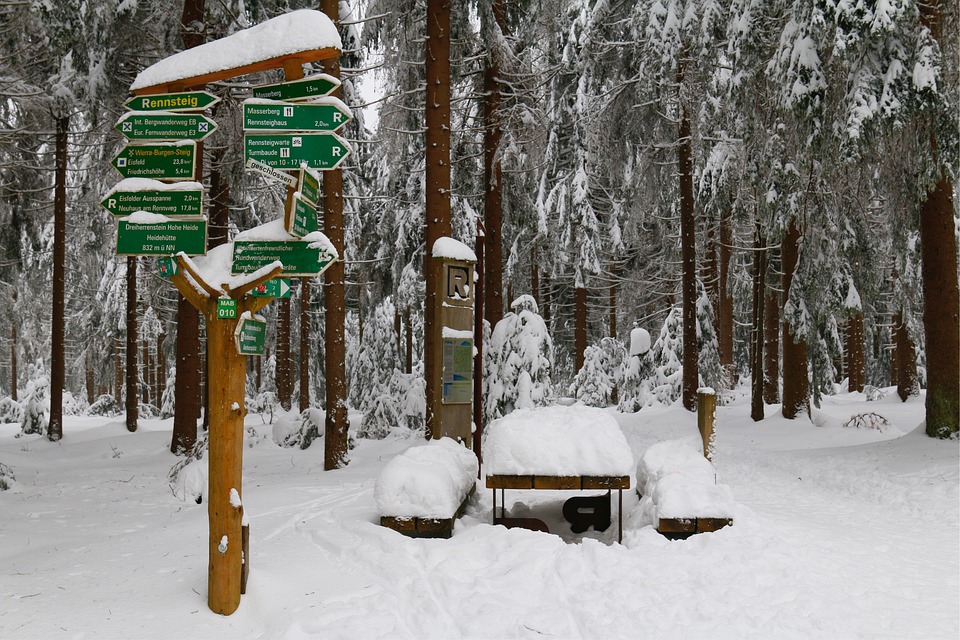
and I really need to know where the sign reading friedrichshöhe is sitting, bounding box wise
[298,167,320,205]
[288,197,319,238]
[251,74,339,101]
[101,188,203,217]
[112,142,196,180]
[116,111,218,141]
[234,316,267,356]
[117,219,207,256]
[250,277,291,298]
[242,100,351,132]
[231,241,335,277]
[122,91,220,113]
[244,133,349,171]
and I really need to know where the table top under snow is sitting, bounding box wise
[483,405,635,478]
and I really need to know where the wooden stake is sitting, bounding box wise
[697,389,716,461]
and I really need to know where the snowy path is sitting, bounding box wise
[1,393,957,639]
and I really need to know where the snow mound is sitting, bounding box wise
[374,438,478,519]
[636,440,735,520]
[483,405,634,477]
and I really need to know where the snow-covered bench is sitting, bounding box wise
[636,440,735,537]
[374,438,478,539]
[483,405,634,541]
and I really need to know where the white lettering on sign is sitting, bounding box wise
[334,112,343,122]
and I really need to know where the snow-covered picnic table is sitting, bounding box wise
[483,405,634,541]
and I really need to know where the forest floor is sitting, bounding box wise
[0,388,957,639]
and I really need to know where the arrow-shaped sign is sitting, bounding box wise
[115,111,218,141]
[244,133,350,171]
[242,99,351,133]
[250,277,291,299]
[123,90,220,112]
[234,315,267,356]
[252,74,340,101]
[112,142,197,180]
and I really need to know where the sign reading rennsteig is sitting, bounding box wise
[122,90,220,112]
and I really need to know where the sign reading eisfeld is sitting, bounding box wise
[242,99,351,132]
[244,133,349,171]
[117,218,207,256]
[112,141,196,180]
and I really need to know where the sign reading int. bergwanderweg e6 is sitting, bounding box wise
[231,241,335,277]
[244,133,349,171]
[101,188,203,217]
[116,111,217,141]
[234,316,267,357]
[112,142,196,180]
[122,91,220,113]
[117,219,207,256]
[242,100,351,133]
[288,197,318,238]
[252,74,339,102]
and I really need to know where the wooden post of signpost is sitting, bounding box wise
[697,388,716,461]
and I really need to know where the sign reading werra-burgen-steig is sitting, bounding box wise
[117,218,207,256]
[101,187,203,218]
[252,74,339,101]
[116,111,217,141]
[232,240,335,277]
[234,315,267,357]
[122,90,220,113]
[244,133,349,171]
[242,99,351,132]
[112,141,196,180]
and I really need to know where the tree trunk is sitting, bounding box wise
[114,338,123,402]
[750,223,765,422]
[11,289,17,401]
[394,307,402,369]
[575,286,587,372]
[299,279,311,413]
[319,0,349,467]
[895,312,918,402]
[85,351,94,405]
[781,220,808,419]
[531,244,539,308]
[142,338,151,406]
[125,257,138,432]
[423,0,452,440]
[474,221,485,464]
[763,260,780,405]
[49,115,68,441]
[718,207,734,386]
[156,331,165,408]
[277,296,292,410]
[483,0,506,326]
[542,277,551,325]
[677,100,698,412]
[404,307,413,375]
[846,312,865,393]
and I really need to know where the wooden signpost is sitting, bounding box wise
[113,9,344,617]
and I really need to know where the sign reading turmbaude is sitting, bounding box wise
[122,90,220,113]
[242,99,351,132]
[101,179,204,218]
[231,240,335,277]
[251,73,339,101]
[244,133,349,171]
[112,141,197,180]
[116,111,218,141]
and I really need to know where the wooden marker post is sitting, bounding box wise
[697,388,716,461]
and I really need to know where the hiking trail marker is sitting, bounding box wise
[122,90,220,112]
[116,111,218,141]
[244,133,350,171]
[250,277,291,298]
[101,185,204,218]
[111,142,197,180]
[252,73,339,101]
[232,240,336,277]
[116,218,207,256]
[234,314,267,356]
[243,99,351,132]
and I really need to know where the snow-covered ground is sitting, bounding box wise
[1,389,957,639]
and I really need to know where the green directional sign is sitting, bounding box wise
[288,197,318,238]
[234,316,267,356]
[298,167,320,206]
[112,142,196,180]
[244,133,349,171]
[250,278,291,299]
[116,112,217,141]
[252,74,339,101]
[123,91,220,113]
[216,297,238,319]
[243,100,351,132]
[117,219,207,256]
[232,240,335,277]
[157,256,179,277]
[101,188,203,217]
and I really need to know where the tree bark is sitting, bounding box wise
[125,257,138,432]
[575,286,587,372]
[156,331,166,408]
[483,0,506,326]
[678,100,698,412]
[474,221,485,464]
[11,289,17,401]
[277,296,292,410]
[49,115,68,441]
[894,312,917,403]
[763,260,780,405]
[531,245,539,309]
[750,224,765,422]
[114,338,123,402]
[423,0,452,440]
[781,220,808,419]
[404,307,413,375]
[85,351,94,405]
[320,0,349,467]
[142,338,151,406]
[718,207,734,386]
[846,312,865,393]
[299,279,311,413]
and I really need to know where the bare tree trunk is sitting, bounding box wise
[895,312,918,402]
[49,115,68,441]
[10,300,17,401]
[781,220,808,419]
[474,222,485,463]
[678,99,698,412]
[277,296,291,410]
[750,223,765,422]
[299,279,310,413]
[718,208,734,386]
[847,312,865,392]
[156,331,165,408]
[85,351,94,405]
[114,338,123,402]
[483,0,506,326]
[125,257,138,432]
[423,0,452,440]
[763,262,780,404]
[575,286,587,372]
[531,244,539,308]
[394,307,402,369]
[404,307,413,375]
[320,0,349,466]
[142,338,151,406]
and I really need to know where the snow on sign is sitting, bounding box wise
[244,133,350,171]
[231,240,335,277]
[112,142,196,180]
[115,111,218,141]
[251,73,340,101]
[242,98,351,132]
[122,91,220,112]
